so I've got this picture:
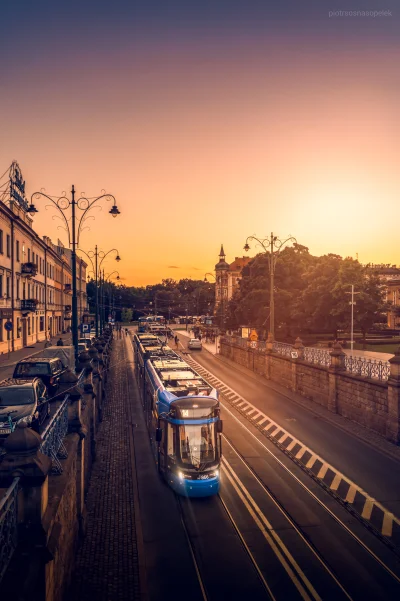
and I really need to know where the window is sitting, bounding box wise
[16,279,20,300]
[0,230,3,254]
[28,317,31,336]
[22,282,26,300]
[6,277,10,298]
[0,275,3,298]
[6,234,10,258]
[16,240,20,262]
[32,251,35,264]
[17,317,20,338]
[28,248,30,261]
[40,316,44,332]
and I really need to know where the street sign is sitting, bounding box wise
[4,321,13,332]
[250,341,257,349]
[249,329,258,341]
[81,324,89,333]
[290,350,299,359]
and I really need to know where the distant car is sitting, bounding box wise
[188,338,202,350]
[12,357,66,398]
[78,337,91,348]
[0,378,50,439]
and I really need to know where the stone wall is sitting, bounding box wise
[220,340,400,443]
[0,331,112,601]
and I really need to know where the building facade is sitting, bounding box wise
[214,245,251,309]
[367,264,400,328]
[0,161,88,355]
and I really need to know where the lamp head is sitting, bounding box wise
[27,204,38,215]
[244,242,250,252]
[115,254,121,262]
[109,204,120,218]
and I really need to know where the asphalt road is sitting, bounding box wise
[180,341,400,519]
[127,329,400,601]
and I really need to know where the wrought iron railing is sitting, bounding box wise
[344,355,390,381]
[0,477,20,582]
[39,398,69,474]
[304,346,331,367]
[272,341,293,357]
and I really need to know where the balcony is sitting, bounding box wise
[21,262,38,278]
[21,299,39,312]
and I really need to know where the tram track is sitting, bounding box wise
[178,351,400,600]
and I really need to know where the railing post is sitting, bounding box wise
[265,332,274,379]
[0,424,52,597]
[386,348,400,443]
[328,341,345,413]
[291,337,305,392]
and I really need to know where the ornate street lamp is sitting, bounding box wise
[244,232,296,339]
[27,186,121,364]
[77,247,121,337]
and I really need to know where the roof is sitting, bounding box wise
[0,378,36,388]
[229,256,252,272]
[16,357,59,364]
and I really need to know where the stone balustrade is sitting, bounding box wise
[220,336,400,444]
[0,329,113,600]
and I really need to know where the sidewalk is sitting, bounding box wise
[0,332,72,371]
[66,338,144,601]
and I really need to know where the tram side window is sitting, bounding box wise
[167,423,176,458]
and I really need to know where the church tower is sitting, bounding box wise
[214,244,229,310]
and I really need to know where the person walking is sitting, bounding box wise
[174,335,179,349]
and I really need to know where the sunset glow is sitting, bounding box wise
[0,0,398,284]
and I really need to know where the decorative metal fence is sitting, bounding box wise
[39,398,69,475]
[304,347,332,367]
[344,354,390,381]
[0,477,20,582]
[272,342,293,357]
[222,336,391,382]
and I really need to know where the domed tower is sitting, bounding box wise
[214,244,229,310]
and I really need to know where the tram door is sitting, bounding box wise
[159,418,168,474]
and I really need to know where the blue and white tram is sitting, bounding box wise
[133,337,222,497]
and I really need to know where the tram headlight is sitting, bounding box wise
[178,471,184,480]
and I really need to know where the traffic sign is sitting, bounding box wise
[249,329,258,341]
[290,350,299,359]
[81,324,89,333]
[4,321,13,332]
[250,341,257,349]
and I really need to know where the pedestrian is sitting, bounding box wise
[56,337,64,347]
[174,335,179,349]
[198,333,202,342]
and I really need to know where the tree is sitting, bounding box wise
[121,308,133,322]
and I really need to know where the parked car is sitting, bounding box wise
[188,338,202,350]
[13,357,66,398]
[0,378,50,439]
[78,343,87,354]
[79,337,91,348]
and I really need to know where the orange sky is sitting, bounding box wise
[0,4,398,285]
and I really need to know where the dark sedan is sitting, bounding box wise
[0,378,50,439]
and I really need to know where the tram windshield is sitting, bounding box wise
[179,422,217,467]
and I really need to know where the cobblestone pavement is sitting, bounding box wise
[66,339,142,601]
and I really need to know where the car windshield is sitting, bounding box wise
[15,363,50,376]
[178,423,216,468]
[0,389,35,406]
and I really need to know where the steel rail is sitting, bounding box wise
[219,400,400,586]
[175,497,209,601]
[221,436,354,601]
[218,487,277,600]
[182,353,400,586]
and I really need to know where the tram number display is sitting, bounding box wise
[181,409,189,417]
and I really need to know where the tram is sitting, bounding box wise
[132,334,222,497]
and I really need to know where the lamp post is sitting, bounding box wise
[27,187,121,364]
[77,246,121,337]
[345,285,360,353]
[204,272,219,327]
[102,270,120,329]
[244,232,296,339]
